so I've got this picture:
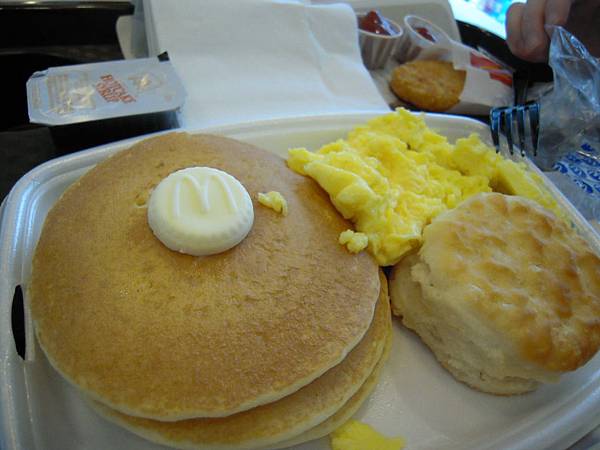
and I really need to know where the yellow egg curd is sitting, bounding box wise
[339,230,369,253]
[287,108,560,266]
[257,191,288,216]
[330,420,405,450]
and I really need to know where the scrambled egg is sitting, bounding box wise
[257,191,288,216]
[330,420,405,450]
[288,108,560,266]
[339,230,369,253]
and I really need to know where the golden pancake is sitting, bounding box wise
[272,324,392,449]
[88,277,390,450]
[30,132,380,420]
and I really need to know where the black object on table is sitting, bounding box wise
[1,1,128,196]
[0,1,180,201]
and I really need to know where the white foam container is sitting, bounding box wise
[2,112,600,450]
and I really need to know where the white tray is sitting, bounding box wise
[2,112,600,450]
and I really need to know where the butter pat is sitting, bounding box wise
[258,191,288,216]
[148,167,254,256]
[331,420,405,450]
[339,229,368,253]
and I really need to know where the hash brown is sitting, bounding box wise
[390,60,465,112]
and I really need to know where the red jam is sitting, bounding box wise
[359,10,399,36]
[415,26,436,42]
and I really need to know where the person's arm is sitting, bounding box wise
[505,0,573,62]
[506,0,600,62]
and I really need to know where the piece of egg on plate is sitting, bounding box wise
[330,420,405,450]
[257,191,288,216]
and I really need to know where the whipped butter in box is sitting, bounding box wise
[26,53,186,150]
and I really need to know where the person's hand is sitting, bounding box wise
[506,0,573,62]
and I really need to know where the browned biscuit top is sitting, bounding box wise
[419,193,600,372]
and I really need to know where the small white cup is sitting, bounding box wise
[395,15,452,63]
[357,13,404,70]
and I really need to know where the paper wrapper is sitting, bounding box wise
[145,0,389,129]
[443,42,513,115]
[370,22,513,116]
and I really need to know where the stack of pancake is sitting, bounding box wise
[29,133,391,449]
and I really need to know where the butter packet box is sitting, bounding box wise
[26,53,186,151]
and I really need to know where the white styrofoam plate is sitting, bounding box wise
[2,112,600,450]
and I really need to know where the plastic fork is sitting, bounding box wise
[489,102,540,157]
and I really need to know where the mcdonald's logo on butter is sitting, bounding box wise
[147,167,254,256]
[172,172,240,218]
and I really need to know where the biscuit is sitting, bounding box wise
[390,60,465,111]
[390,192,600,395]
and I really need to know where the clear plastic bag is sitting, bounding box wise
[533,26,600,170]
[532,26,600,221]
